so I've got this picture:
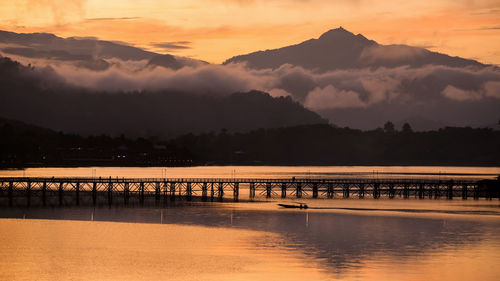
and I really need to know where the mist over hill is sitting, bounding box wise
[0,56,326,137]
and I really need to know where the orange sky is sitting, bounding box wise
[0,0,499,64]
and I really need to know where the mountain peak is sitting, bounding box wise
[318,27,356,40]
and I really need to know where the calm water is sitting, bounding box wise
[1,166,499,280]
[1,165,499,179]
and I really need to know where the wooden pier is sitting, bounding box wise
[0,177,498,207]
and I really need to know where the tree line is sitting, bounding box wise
[1,118,499,167]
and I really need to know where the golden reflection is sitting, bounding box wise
[341,241,500,281]
[0,166,499,179]
[0,219,331,281]
[1,212,500,281]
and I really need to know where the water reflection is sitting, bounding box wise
[1,165,499,180]
[1,201,498,277]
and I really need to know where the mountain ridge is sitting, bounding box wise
[224,27,485,71]
[0,30,205,70]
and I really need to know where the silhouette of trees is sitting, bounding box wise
[402,123,413,133]
[383,121,396,133]
[2,118,499,167]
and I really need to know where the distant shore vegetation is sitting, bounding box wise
[1,118,499,168]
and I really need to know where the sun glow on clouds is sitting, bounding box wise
[0,0,499,64]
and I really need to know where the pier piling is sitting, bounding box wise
[266,183,272,198]
[343,183,350,199]
[202,182,207,201]
[170,182,176,201]
[373,183,380,199]
[75,182,80,206]
[155,182,161,204]
[233,183,239,202]
[92,182,97,205]
[8,181,13,206]
[140,182,144,205]
[218,182,224,201]
[42,181,46,206]
[124,182,129,205]
[403,184,409,199]
[281,183,287,198]
[249,183,255,199]
[327,183,334,199]
[359,183,365,199]
[26,180,31,207]
[296,183,302,198]
[108,181,113,206]
[447,181,453,200]
[59,182,63,206]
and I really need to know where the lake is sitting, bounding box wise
[1,166,499,280]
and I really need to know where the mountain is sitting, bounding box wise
[224,27,485,71]
[0,30,204,70]
[0,30,155,60]
[223,27,499,130]
[146,54,208,69]
[0,56,327,137]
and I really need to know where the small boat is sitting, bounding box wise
[277,202,308,209]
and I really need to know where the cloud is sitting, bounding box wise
[84,17,141,22]
[150,41,192,52]
[359,45,427,63]
[68,36,99,40]
[477,26,500,30]
[359,76,400,103]
[1,47,110,70]
[25,0,87,25]
[8,52,500,111]
[470,8,500,15]
[215,0,256,5]
[304,85,366,110]
[441,85,482,101]
[441,80,500,101]
[45,62,268,94]
[484,81,500,98]
[267,88,292,97]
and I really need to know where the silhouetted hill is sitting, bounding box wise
[146,54,208,70]
[0,30,205,70]
[0,56,327,137]
[0,30,156,60]
[224,27,485,71]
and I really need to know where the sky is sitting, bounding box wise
[0,0,499,64]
